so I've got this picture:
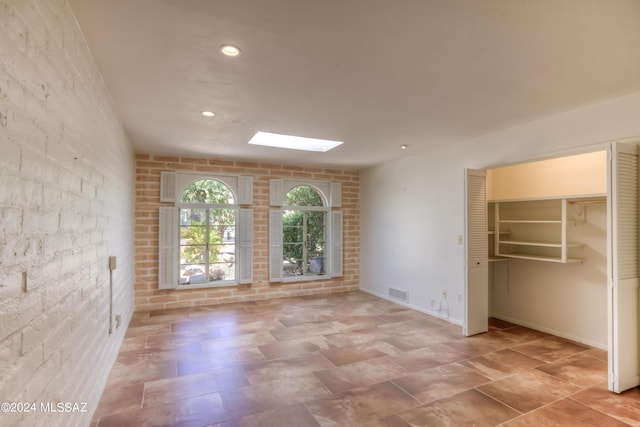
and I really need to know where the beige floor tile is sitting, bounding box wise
[96,393,229,427]
[477,369,581,413]
[378,318,452,337]
[365,414,413,427]
[320,340,400,366]
[106,354,177,387]
[92,382,144,419]
[142,368,249,408]
[221,374,332,417]
[314,357,408,393]
[488,317,517,330]
[512,336,589,363]
[503,398,630,427]
[398,389,519,426]
[536,352,607,388]
[389,343,469,372]
[305,382,419,427]
[269,322,340,342]
[458,348,544,380]
[242,352,333,384]
[571,385,640,426]
[493,326,550,344]
[384,328,460,351]
[258,335,334,360]
[444,331,516,357]
[393,363,491,404]
[323,327,394,347]
[234,403,321,427]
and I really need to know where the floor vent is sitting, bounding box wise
[388,287,408,302]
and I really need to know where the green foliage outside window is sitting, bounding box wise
[181,179,235,204]
[180,219,222,265]
[179,179,236,283]
[283,185,326,276]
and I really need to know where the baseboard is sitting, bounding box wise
[490,312,606,350]
[360,287,463,327]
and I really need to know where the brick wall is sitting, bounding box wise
[135,155,360,311]
[0,1,135,426]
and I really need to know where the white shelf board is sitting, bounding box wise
[498,219,561,224]
[497,253,583,263]
[498,240,584,248]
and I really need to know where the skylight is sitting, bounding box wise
[248,132,344,152]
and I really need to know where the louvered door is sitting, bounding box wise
[465,169,488,336]
[608,142,640,392]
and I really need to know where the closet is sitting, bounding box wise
[486,151,607,346]
[466,143,640,393]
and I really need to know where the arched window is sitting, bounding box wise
[269,179,342,282]
[158,172,253,289]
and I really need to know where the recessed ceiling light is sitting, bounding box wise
[201,111,215,117]
[400,145,409,150]
[248,131,344,152]
[220,44,241,57]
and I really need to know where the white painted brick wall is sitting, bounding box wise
[0,1,135,426]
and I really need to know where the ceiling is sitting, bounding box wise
[68,0,640,170]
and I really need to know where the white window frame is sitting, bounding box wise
[159,172,253,289]
[269,178,342,282]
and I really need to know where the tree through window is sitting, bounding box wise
[178,179,237,284]
[282,185,326,277]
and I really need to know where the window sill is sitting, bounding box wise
[177,280,238,290]
[281,274,328,283]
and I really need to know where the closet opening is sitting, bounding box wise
[487,150,607,349]
[465,143,640,393]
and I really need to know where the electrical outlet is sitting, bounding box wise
[457,293,462,302]
[441,289,447,298]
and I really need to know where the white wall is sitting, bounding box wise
[0,1,135,426]
[360,91,640,347]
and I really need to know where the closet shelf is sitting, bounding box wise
[492,198,586,264]
[498,219,561,224]
[498,253,583,263]
[499,240,584,248]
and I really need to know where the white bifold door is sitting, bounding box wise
[464,169,488,336]
[608,142,640,393]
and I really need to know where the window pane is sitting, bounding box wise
[179,207,237,285]
[305,211,326,258]
[282,210,326,277]
[180,245,205,264]
[283,243,303,277]
[221,225,236,244]
[180,264,207,284]
[180,208,207,244]
[209,262,235,281]
[180,179,235,204]
[284,185,323,207]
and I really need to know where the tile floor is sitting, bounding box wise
[91,291,640,426]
